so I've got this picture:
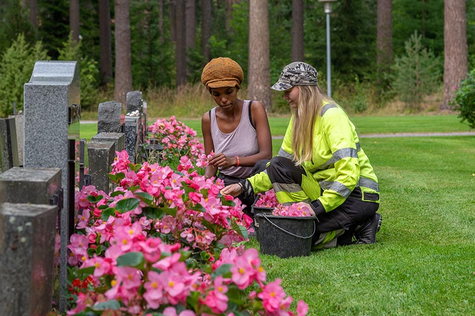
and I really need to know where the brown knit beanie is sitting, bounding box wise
[201,57,244,89]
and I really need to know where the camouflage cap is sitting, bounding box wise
[271,62,319,91]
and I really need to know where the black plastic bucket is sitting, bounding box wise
[255,213,316,258]
[251,206,274,240]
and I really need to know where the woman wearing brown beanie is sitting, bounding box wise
[201,57,272,218]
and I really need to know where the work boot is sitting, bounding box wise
[354,213,382,244]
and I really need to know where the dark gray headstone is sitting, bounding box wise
[0,167,62,204]
[0,117,20,172]
[125,115,140,163]
[98,101,122,133]
[126,90,143,114]
[87,140,115,193]
[92,132,125,153]
[0,202,58,316]
[23,60,80,311]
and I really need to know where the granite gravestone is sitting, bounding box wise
[98,101,122,133]
[87,140,115,193]
[91,132,125,153]
[23,60,80,311]
[0,202,58,316]
[125,115,140,163]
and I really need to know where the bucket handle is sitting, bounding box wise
[262,214,316,239]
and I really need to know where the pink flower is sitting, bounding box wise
[84,255,113,277]
[204,276,228,313]
[144,271,163,309]
[162,307,196,316]
[296,300,309,316]
[258,279,286,313]
[230,256,253,289]
[76,209,90,229]
[139,237,162,263]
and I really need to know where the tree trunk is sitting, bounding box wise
[170,0,176,42]
[376,0,393,86]
[185,0,196,49]
[201,0,212,64]
[291,0,304,62]
[70,0,80,42]
[248,0,272,111]
[175,0,187,87]
[114,0,133,105]
[29,0,38,30]
[99,0,112,86]
[158,0,164,44]
[442,0,467,109]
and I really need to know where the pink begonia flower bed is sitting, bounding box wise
[60,117,309,315]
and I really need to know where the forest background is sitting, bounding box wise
[0,0,474,122]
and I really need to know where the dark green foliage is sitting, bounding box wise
[37,0,70,59]
[452,68,475,129]
[305,0,376,85]
[79,0,101,65]
[130,0,173,88]
[393,0,444,57]
[391,31,441,111]
[1,0,475,115]
[0,0,36,55]
[0,34,49,117]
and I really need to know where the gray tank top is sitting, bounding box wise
[210,100,259,178]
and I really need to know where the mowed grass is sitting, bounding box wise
[79,114,475,315]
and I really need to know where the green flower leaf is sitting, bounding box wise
[115,198,140,213]
[135,192,154,204]
[211,263,232,279]
[116,252,145,267]
[185,291,200,312]
[89,299,121,310]
[101,207,116,221]
[108,172,125,183]
[189,203,206,212]
[110,190,124,197]
[77,266,96,279]
[142,206,165,219]
[129,163,143,172]
[86,194,103,203]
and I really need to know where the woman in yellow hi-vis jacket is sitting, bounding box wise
[220,62,382,248]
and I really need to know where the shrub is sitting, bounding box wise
[452,68,475,129]
[0,34,49,117]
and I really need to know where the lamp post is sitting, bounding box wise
[318,0,336,97]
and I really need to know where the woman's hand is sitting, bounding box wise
[208,152,235,169]
[293,202,316,216]
[220,183,243,197]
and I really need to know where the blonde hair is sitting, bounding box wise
[291,85,327,165]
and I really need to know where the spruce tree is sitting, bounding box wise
[392,31,441,111]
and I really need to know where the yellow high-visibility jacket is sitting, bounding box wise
[248,102,379,213]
